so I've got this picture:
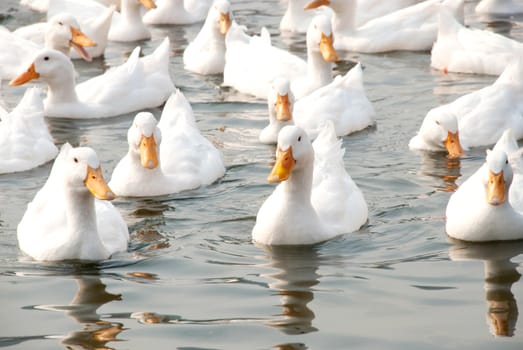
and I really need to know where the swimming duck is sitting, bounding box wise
[143,0,213,25]
[259,77,295,144]
[183,0,232,75]
[476,0,523,15]
[252,123,368,245]
[304,0,464,53]
[431,7,523,75]
[415,60,523,149]
[47,0,155,42]
[9,37,174,119]
[0,88,58,174]
[110,92,225,196]
[291,14,339,99]
[293,62,375,139]
[0,13,95,80]
[223,14,339,99]
[408,110,465,158]
[17,143,129,261]
[14,8,113,61]
[157,89,226,186]
[445,146,523,242]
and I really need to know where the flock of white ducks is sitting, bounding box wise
[3,0,523,261]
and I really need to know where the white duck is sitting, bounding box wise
[14,8,113,61]
[17,143,129,261]
[252,123,368,245]
[291,14,339,99]
[416,60,523,149]
[476,0,523,15]
[0,14,95,80]
[431,8,523,75]
[47,0,156,42]
[183,0,232,75]
[9,38,174,119]
[304,0,464,53]
[259,77,295,144]
[110,92,225,196]
[223,15,338,100]
[408,110,465,158]
[293,62,375,139]
[157,89,226,186]
[0,88,58,174]
[445,147,523,242]
[279,0,330,33]
[143,0,213,25]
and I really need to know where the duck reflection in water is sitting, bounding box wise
[449,239,523,337]
[418,151,462,192]
[258,244,321,335]
[37,274,124,349]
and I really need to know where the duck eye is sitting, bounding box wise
[506,159,509,164]
[435,120,440,125]
[73,157,78,163]
[298,136,302,142]
[58,21,63,25]
[44,56,49,61]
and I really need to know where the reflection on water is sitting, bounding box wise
[417,151,462,192]
[258,245,321,335]
[35,275,124,349]
[449,239,523,337]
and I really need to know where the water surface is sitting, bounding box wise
[0,1,522,349]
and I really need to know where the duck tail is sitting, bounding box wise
[312,121,345,174]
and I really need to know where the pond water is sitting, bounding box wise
[0,0,522,349]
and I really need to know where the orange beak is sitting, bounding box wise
[275,93,292,122]
[304,0,330,10]
[486,170,505,206]
[320,32,338,62]
[139,134,159,169]
[139,0,157,9]
[267,147,295,183]
[84,165,115,200]
[445,131,465,159]
[9,63,40,86]
[218,12,231,35]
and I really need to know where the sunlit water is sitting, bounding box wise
[1,0,522,349]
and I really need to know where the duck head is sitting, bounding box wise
[128,112,161,170]
[209,0,232,35]
[419,111,465,158]
[63,145,115,200]
[268,77,294,123]
[9,49,75,87]
[46,13,96,62]
[307,15,338,62]
[268,126,313,183]
[484,148,513,206]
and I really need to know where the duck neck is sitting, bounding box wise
[45,72,80,105]
[64,187,106,256]
[121,0,143,24]
[331,0,356,33]
[307,47,333,89]
[44,34,70,57]
[281,160,314,204]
